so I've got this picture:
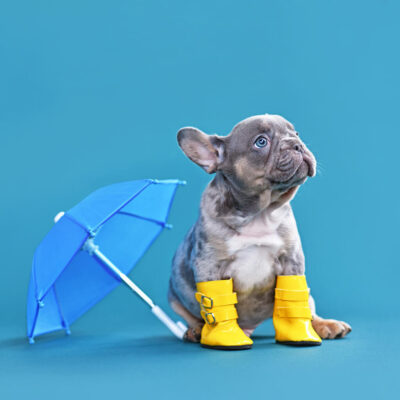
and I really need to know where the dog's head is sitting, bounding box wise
[177,114,316,202]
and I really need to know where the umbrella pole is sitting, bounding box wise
[84,239,187,340]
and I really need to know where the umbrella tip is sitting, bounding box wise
[28,337,35,344]
[54,211,65,223]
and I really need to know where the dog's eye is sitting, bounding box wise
[254,136,268,148]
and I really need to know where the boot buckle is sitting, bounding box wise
[204,312,216,325]
[200,295,213,309]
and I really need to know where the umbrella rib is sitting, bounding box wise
[53,284,70,334]
[63,213,91,234]
[117,210,169,227]
[162,183,179,228]
[28,304,40,343]
[92,180,154,232]
[37,232,90,302]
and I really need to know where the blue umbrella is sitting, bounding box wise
[27,179,187,343]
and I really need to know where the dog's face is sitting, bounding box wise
[178,114,316,198]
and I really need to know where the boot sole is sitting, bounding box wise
[276,340,321,347]
[201,344,252,351]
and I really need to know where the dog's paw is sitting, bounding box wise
[183,327,202,343]
[312,317,352,339]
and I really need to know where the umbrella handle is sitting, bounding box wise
[151,305,187,340]
[83,237,188,341]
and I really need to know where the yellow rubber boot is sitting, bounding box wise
[273,275,322,346]
[196,278,253,350]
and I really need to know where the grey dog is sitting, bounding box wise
[168,114,351,342]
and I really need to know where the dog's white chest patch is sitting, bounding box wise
[225,210,284,292]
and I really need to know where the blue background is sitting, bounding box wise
[1,1,399,398]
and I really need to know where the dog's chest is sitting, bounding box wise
[224,211,284,293]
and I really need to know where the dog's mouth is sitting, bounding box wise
[272,176,307,193]
[271,152,315,191]
[303,153,316,177]
[271,162,308,190]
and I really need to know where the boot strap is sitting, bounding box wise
[201,307,238,325]
[275,307,312,319]
[275,288,309,301]
[195,292,238,309]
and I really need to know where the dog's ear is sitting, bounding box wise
[177,127,225,174]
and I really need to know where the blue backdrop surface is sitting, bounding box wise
[1,1,399,399]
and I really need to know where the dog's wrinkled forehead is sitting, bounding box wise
[227,114,295,148]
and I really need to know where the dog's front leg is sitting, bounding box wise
[277,250,352,340]
[309,295,352,339]
[273,251,322,345]
[193,256,228,282]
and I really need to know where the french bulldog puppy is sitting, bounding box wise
[168,114,351,342]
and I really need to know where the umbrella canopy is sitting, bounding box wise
[27,179,186,343]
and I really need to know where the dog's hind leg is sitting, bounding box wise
[168,286,203,343]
